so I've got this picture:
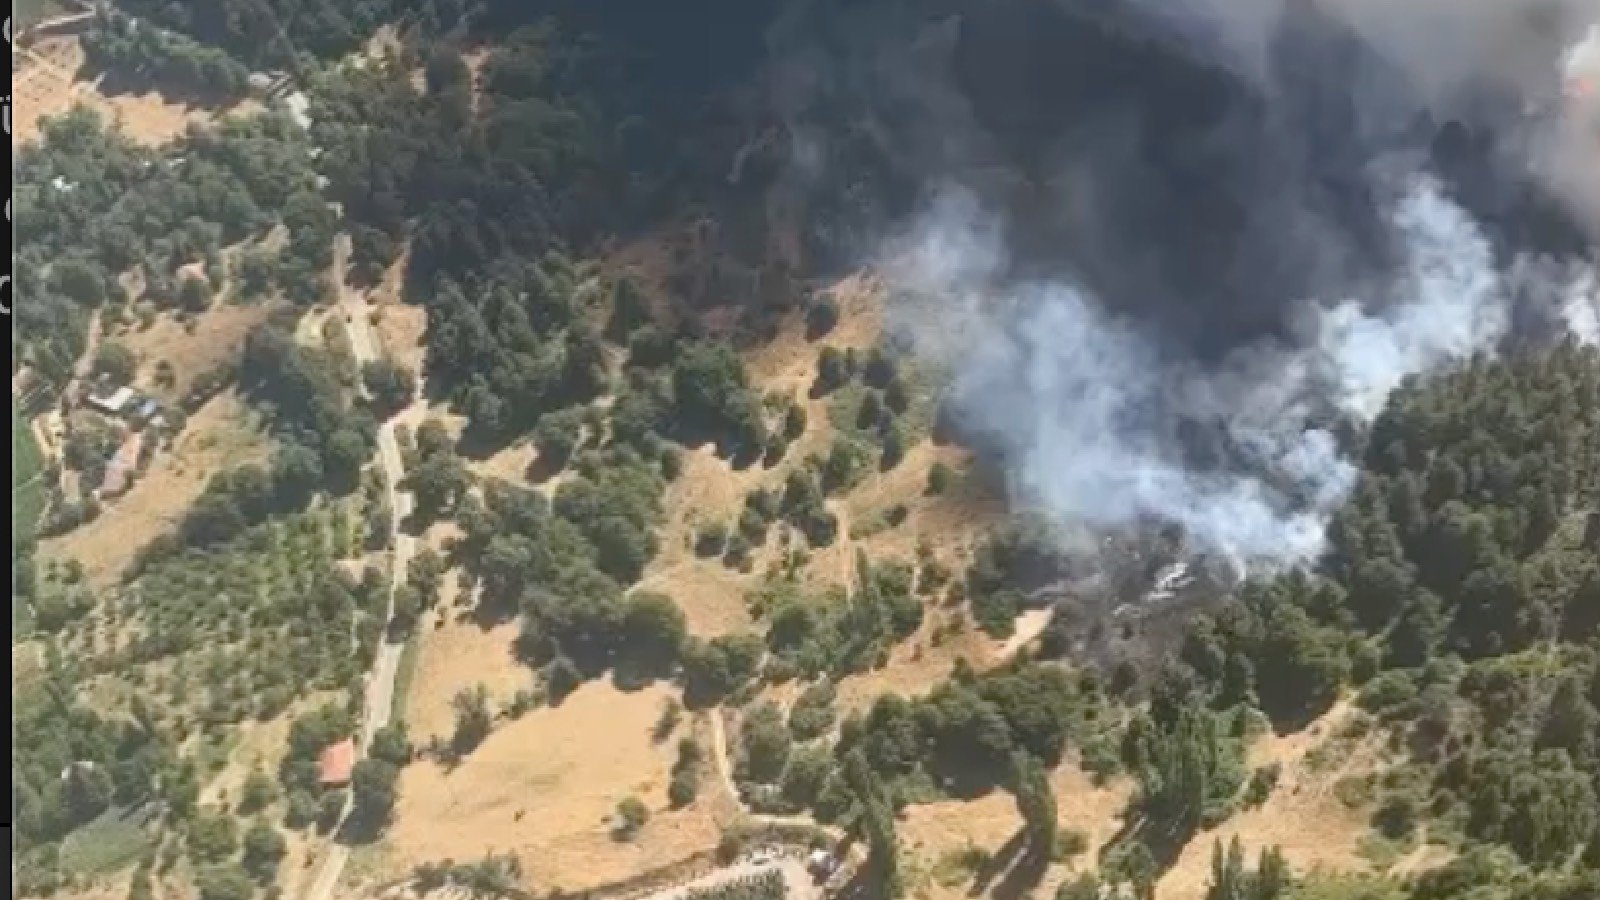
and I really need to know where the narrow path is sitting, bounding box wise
[303,235,423,900]
[706,710,851,842]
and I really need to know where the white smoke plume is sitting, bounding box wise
[884,173,1588,566]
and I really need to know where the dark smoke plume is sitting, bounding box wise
[763,0,1599,565]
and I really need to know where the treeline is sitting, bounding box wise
[83,12,252,98]
[111,0,460,68]
[1133,343,1600,893]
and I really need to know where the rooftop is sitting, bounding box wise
[318,738,357,786]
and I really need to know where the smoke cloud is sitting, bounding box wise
[768,0,1599,565]
[885,173,1543,564]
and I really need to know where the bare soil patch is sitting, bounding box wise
[15,35,261,148]
[384,681,722,893]
[40,389,270,585]
[370,265,427,375]
[121,301,277,402]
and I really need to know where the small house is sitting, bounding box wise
[318,738,357,788]
[86,385,135,416]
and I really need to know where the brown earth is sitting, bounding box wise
[900,760,1135,900]
[403,617,532,744]
[384,680,723,893]
[121,300,278,402]
[15,35,262,149]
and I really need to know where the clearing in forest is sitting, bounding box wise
[119,298,279,402]
[899,760,1134,900]
[382,680,724,894]
[14,35,260,149]
[1155,701,1389,900]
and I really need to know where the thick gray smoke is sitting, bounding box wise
[885,174,1545,564]
[759,0,1598,564]
[801,0,1600,565]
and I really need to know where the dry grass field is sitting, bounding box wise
[1155,702,1387,900]
[383,680,724,893]
[15,35,261,149]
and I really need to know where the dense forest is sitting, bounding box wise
[11,3,1600,900]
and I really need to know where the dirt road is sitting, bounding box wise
[303,236,421,900]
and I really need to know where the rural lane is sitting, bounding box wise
[302,236,420,900]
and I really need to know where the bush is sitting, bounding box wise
[724,532,753,569]
[669,768,700,808]
[788,680,837,741]
[361,358,416,413]
[1052,828,1089,862]
[926,461,953,495]
[93,341,138,383]
[1243,763,1280,808]
[806,298,840,338]
[613,796,649,840]
[815,347,850,394]
[696,522,730,558]
[534,408,586,468]
[238,771,278,815]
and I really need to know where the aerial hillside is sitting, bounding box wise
[11,5,1600,900]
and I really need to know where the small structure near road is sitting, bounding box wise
[86,384,136,417]
[318,738,357,788]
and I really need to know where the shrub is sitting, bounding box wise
[613,796,649,840]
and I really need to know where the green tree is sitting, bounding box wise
[614,796,649,840]
[362,358,416,413]
[741,702,792,783]
[534,408,587,468]
[351,759,399,827]
[179,274,214,312]
[188,809,239,862]
[806,298,840,338]
[451,684,493,753]
[238,770,278,815]
[1011,750,1058,857]
[195,864,255,900]
[93,341,138,383]
[370,723,412,767]
[241,820,286,881]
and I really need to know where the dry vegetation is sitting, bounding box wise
[901,760,1135,900]
[403,617,530,742]
[39,388,271,585]
[121,300,279,401]
[14,34,260,148]
[383,681,724,893]
[1155,702,1390,900]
